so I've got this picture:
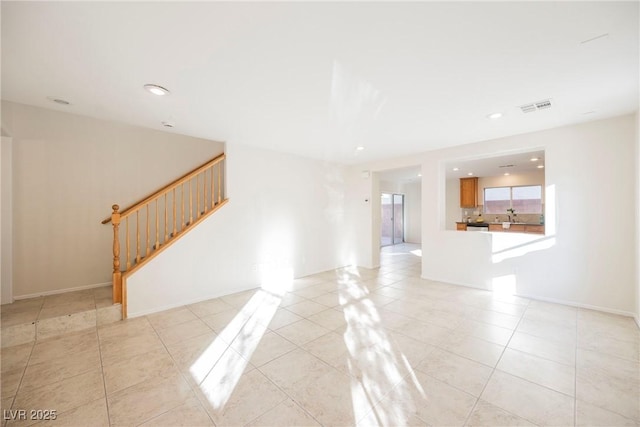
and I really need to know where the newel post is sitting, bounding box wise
[111,204,122,304]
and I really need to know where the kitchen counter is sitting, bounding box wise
[488,222,544,226]
[456,222,545,234]
[456,221,544,226]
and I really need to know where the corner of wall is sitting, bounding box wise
[371,172,381,268]
[635,110,640,326]
[1,101,13,137]
[1,136,14,304]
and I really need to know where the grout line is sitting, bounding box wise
[461,298,532,427]
[2,339,36,427]
[7,329,104,425]
[574,308,578,427]
[95,328,112,427]
[255,333,339,426]
[7,247,636,426]
[142,315,214,426]
[155,339,216,425]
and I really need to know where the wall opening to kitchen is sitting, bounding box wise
[444,150,547,234]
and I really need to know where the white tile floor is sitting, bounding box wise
[0,287,121,348]
[1,243,639,426]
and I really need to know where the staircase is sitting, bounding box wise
[103,153,228,318]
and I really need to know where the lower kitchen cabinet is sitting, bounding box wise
[524,225,545,234]
[488,223,544,234]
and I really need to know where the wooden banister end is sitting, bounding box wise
[112,204,120,213]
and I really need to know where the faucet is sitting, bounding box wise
[507,215,511,222]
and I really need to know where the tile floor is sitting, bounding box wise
[1,287,121,347]
[1,243,639,426]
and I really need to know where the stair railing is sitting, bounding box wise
[103,153,227,314]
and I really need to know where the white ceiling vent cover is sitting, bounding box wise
[520,99,552,113]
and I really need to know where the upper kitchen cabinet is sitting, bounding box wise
[460,177,478,207]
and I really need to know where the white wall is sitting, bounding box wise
[1,137,13,304]
[429,115,637,314]
[445,178,461,230]
[379,180,403,194]
[403,182,422,244]
[126,143,347,316]
[342,169,376,269]
[635,111,640,325]
[2,101,224,298]
[350,114,638,315]
[371,173,381,267]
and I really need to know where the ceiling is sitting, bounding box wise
[377,149,544,185]
[1,2,638,165]
[379,166,422,184]
[445,150,545,179]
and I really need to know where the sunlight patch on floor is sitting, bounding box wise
[338,268,420,425]
[190,267,286,410]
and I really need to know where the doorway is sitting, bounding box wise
[381,193,404,247]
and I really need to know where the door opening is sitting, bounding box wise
[381,193,404,247]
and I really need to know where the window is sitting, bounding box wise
[512,185,542,213]
[484,185,542,214]
[484,187,511,214]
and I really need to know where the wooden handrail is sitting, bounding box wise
[105,152,227,317]
[101,153,225,224]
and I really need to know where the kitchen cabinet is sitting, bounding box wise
[524,225,545,234]
[460,177,478,208]
[456,223,467,231]
[488,223,545,234]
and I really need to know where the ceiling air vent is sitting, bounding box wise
[520,99,552,113]
[499,164,515,168]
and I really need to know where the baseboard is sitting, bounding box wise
[516,293,637,318]
[420,275,490,291]
[127,285,260,318]
[296,264,350,279]
[14,282,111,300]
[420,275,637,320]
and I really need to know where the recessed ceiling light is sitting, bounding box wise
[504,172,510,176]
[530,157,539,162]
[46,96,71,105]
[144,84,170,96]
[453,167,459,171]
[537,165,545,169]
[356,146,365,151]
[467,172,473,176]
[487,112,503,119]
